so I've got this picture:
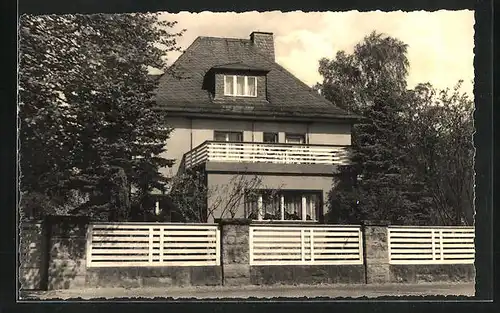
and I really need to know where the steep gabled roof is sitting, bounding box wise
[156,35,358,122]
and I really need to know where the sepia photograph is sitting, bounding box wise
[18,9,476,300]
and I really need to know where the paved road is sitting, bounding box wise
[21,282,475,300]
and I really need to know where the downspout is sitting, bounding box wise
[204,169,209,222]
[190,118,193,150]
[252,121,255,142]
[306,123,310,144]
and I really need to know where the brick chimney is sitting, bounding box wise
[250,31,275,61]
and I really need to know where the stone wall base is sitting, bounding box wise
[86,266,222,288]
[223,264,251,286]
[250,265,365,285]
[390,264,475,283]
[366,263,390,284]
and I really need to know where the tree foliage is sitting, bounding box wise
[318,31,474,226]
[403,81,474,225]
[318,32,409,113]
[19,13,184,221]
[167,169,208,222]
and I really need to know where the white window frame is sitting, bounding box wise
[248,190,320,222]
[224,75,258,97]
[213,131,243,142]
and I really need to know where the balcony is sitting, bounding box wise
[182,141,351,170]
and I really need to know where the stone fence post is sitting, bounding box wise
[45,215,90,290]
[19,220,49,290]
[362,220,391,284]
[217,219,251,286]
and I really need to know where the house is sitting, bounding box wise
[155,31,358,223]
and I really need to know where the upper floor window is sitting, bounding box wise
[224,75,257,97]
[285,134,306,144]
[263,132,278,143]
[214,131,243,142]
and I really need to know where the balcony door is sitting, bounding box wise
[262,132,278,162]
[285,134,306,164]
[263,132,278,143]
[213,131,243,161]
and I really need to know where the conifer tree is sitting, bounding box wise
[19,13,184,220]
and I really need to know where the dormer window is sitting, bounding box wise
[224,75,257,97]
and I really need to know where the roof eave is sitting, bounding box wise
[154,107,360,123]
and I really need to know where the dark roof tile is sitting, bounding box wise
[156,35,357,121]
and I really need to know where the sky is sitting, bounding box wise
[160,10,474,96]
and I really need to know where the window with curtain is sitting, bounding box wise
[224,75,234,95]
[236,76,245,95]
[247,76,257,96]
[284,193,302,220]
[245,190,321,221]
[224,75,258,96]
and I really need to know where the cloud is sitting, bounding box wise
[161,10,474,94]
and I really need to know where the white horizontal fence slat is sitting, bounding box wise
[387,226,475,265]
[249,225,363,266]
[87,223,220,267]
[91,223,219,229]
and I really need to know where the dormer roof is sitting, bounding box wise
[210,62,270,73]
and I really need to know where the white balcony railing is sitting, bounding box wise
[182,141,350,169]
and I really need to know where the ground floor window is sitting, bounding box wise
[245,190,321,221]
